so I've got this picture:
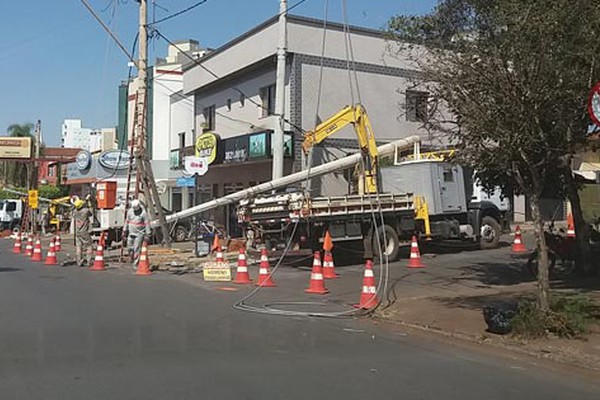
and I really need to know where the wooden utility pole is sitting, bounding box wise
[135,0,171,247]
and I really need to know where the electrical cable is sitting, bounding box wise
[148,0,209,26]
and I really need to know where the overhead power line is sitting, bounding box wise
[149,0,209,26]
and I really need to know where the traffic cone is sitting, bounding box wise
[322,250,339,279]
[256,248,276,287]
[233,247,252,284]
[135,240,152,276]
[31,237,43,262]
[90,235,106,271]
[24,234,33,257]
[511,225,527,253]
[13,232,22,254]
[407,236,425,268]
[355,259,379,309]
[305,251,329,294]
[567,213,576,238]
[44,239,58,266]
[54,233,62,251]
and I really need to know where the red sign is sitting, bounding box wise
[587,82,600,126]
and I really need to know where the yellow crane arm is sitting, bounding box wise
[302,104,379,193]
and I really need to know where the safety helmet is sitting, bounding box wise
[131,199,141,210]
[74,199,85,209]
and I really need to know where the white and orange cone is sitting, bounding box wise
[24,234,34,257]
[511,225,527,253]
[256,248,276,287]
[13,232,22,254]
[567,213,576,238]
[44,239,58,266]
[305,251,329,294]
[135,240,152,276]
[54,233,62,251]
[90,235,106,271]
[233,247,252,284]
[355,259,379,309]
[407,235,425,268]
[31,237,43,262]
[322,250,339,279]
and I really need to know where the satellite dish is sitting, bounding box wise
[156,181,167,194]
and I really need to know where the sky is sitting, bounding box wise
[0,0,438,146]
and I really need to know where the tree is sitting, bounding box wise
[2,123,34,188]
[388,0,600,311]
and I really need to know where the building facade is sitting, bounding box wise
[181,15,441,228]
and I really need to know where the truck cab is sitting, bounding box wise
[0,199,23,230]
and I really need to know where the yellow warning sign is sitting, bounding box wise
[28,190,39,209]
[203,261,232,282]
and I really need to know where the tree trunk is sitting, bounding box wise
[563,168,594,275]
[531,194,551,312]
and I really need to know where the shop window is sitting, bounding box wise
[203,105,216,131]
[172,192,182,212]
[406,90,429,122]
[259,84,276,117]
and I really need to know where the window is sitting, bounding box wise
[239,93,245,108]
[226,98,232,112]
[259,84,276,117]
[405,90,429,122]
[48,166,55,177]
[178,132,186,167]
[6,201,16,212]
[443,168,454,182]
[203,105,216,131]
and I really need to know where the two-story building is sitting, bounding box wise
[181,15,441,228]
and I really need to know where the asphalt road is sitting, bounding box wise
[0,240,598,400]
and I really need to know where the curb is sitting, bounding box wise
[373,315,600,374]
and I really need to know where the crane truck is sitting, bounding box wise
[236,105,509,260]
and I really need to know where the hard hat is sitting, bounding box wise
[74,199,85,209]
[131,199,141,210]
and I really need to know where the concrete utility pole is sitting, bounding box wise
[136,0,148,157]
[272,0,287,180]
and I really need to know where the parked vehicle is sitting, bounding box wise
[238,105,509,260]
[0,199,23,230]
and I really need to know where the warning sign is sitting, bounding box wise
[203,261,232,282]
[28,189,39,209]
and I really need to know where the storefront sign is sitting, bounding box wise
[224,135,248,163]
[98,150,132,170]
[184,156,209,176]
[0,137,31,159]
[28,189,38,209]
[76,150,91,170]
[248,132,270,159]
[176,177,196,187]
[195,132,219,164]
[203,261,231,281]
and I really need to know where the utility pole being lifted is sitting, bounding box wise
[134,0,171,247]
[272,0,287,180]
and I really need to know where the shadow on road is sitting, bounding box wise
[0,267,21,273]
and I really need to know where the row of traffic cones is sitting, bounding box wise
[11,231,152,276]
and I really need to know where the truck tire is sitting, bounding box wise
[173,225,188,242]
[373,225,400,261]
[480,216,501,249]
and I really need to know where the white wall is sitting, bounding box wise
[193,67,291,139]
[169,92,195,151]
[152,66,184,161]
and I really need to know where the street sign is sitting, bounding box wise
[28,189,38,209]
[202,261,231,281]
[587,82,600,126]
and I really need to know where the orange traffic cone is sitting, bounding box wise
[44,239,58,265]
[567,213,576,238]
[305,251,329,294]
[322,250,339,279]
[135,240,152,276]
[24,234,33,257]
[90,235,106,271]
[511,225,527,253]
[13,232,22,254]
[407,236,425,268]
[54,233,62,251]
[355,259,379,309]
[233,247,252,284]
[31,237,43,262]
[256,248,276,287]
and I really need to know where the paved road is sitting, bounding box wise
[0,240,598,400]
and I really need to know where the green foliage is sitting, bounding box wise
[38,185,68,199]
[511,296,597,339]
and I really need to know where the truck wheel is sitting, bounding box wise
[173,225,188,242]
[373,225,400,261]
[480,216,501,249]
